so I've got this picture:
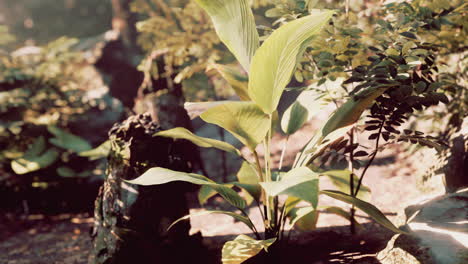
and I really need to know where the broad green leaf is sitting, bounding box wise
[321,190,405,234]
[198,185,218,205]
[210,64,250,100]
[222,235,276,264]
[322,86,390,137]
[235,162,262,202]
[248,10,334,114]
[322,170,371,201]
[284,196,301,216]
[289,206,319,231]
[198,183,234,205]
[26,136,47,157]
[195,0,259,72]
[78,140,111,160]
[260,167,319,208]
[48,126,92,153]
[168,210,254,232]
[281,101,308,135]
[11,148,59,174]
[200,101,270,150]
[127,167,246,209]
[155,127,241,156]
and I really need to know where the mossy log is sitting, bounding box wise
[90,112,201,264]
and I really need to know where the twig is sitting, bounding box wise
[354,121,384,196]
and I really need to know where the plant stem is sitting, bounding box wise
[349,128,356,235]
[354,121,384,196]
[253,150,269,227]
[278,135,290,171]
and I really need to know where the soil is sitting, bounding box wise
[0,132,441,264]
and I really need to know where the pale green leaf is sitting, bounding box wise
[155,127,241,156]
[321,190,405,234]
[260,167,319,208]
[78,140,111,160]
[248,10,334,114]
[198,183,234,205]
[127,167,246,209]
[222,235,276,264]
[322,170,371,201]
[200,101,270,150]
[48,126,92,152]
[195,0,259,72]
[289,206,319,231]
[168,210,254,232]
[322,86,390,137]
[198,185,219,205]
[234,162,261,202]
[281,101,308,135]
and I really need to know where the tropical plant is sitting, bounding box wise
[126,1,415,262]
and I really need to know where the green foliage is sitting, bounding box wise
[128,0,466,262]
[260,167,319,207]
[194,0,259,72]
[248,10,334,114]
[321,190,404,234]
[155,127,241,155]
[0,36,115,185]
[127,167,247,209]
[200,101,271,150]
[221,235,276,264]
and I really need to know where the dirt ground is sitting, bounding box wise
[0,123,443,264]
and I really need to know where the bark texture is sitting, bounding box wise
[90,112,201,264]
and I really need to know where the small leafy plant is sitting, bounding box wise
[128,1,408,262]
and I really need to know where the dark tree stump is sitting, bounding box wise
[90,113,202,264]
[444,134,468,193]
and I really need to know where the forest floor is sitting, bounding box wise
[0,122,443,264]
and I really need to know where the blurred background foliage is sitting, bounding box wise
[0,0,466,212]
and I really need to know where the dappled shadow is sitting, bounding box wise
[203,223,393,264]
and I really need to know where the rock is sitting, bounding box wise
[377,189,468,264]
